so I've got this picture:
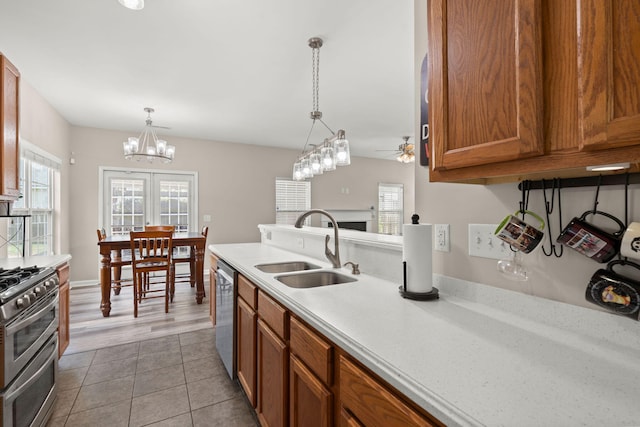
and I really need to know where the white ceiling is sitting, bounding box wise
[0,0,415,160]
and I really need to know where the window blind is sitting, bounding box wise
[378,183,403,235]
[275,178,311,225]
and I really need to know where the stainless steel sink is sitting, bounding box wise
[275,271,357,288]
[254,261,320,274]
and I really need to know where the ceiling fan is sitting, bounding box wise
[377,136,415,163]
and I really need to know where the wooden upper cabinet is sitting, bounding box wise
[578,0,640,150]
[0,54,20,200]
[428,0,544,170]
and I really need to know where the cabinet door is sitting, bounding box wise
[290,355,332,427]
[209,266,216,325]
[237,297,257,407]
[0,54,20,199]
[428,0,544,170]
[257,319,288,427]
[579,0,640,150]
[57,264,70,358]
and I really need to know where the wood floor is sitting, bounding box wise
[65,279,212,355]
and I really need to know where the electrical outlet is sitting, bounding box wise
[434,224,450,252]
[468,224,511,260]
[203,214,212,222]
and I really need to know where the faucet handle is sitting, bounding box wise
[344,261,360,275]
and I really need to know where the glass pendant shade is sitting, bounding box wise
[293,161,304,181]
[320,146,336,171]
[334,138,351,166]
[309,152,323,175]
[301,157,314,179]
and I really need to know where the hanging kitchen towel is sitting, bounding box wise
[402,222,433,293]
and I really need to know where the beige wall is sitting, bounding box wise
[19,81,71,255]
[413,0,640,311]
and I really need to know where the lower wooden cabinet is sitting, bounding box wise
[56,263,70,358]
[231,270,443,427]
[257,318,288,427]
[237,297,257,407]
[208,254,218,325]
[290,354,332,427]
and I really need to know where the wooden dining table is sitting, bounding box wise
[97,232,207,317]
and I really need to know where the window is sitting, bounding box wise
[275,178,310,225]
[378,183,403,235]
[100,169,197,236]
[7,144,60,257]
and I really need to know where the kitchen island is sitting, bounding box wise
[210,239,640,427]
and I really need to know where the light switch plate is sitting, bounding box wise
[434,224,450,252]
[468,224,511,260]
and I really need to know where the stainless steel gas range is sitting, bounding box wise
[0,266,59,427]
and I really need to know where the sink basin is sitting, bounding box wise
[275,271,357,288]
[254,261,320,274]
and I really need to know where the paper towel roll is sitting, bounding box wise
[402,223,433,293]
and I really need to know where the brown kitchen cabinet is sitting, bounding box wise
[257,290,289,427]
[56,263,70,358]
[427,0,640,183]
[237,274,258,407]
[0,53,20,200]
[230,269,443,427]
[289,316,333,427]
[209,253,218,325]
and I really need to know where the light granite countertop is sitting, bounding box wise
[0,255,71,270]
[209,242,640,427]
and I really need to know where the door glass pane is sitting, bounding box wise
[159,180,190,232]
[110,178,145,235]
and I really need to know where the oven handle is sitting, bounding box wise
[6,291,59,335]
[2,335,57,402]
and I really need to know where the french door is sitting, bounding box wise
[100,168,197,236]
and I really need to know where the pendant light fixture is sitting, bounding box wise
[293,37,350,181]
[123,107,175,163]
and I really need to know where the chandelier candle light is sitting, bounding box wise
[123,107,175,163]
[293,37,350,181]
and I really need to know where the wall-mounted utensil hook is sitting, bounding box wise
[520,180,532,220]
[592,174,603,214]
[542,178,564,257]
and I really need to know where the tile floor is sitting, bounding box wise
[47,328,259,427]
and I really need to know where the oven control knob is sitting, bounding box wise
[16,297,25,309]
[34,286,44,296]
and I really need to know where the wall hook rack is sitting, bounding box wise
[517,172,640,191]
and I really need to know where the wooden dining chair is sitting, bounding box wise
[96,228,133,295]
[171,226,208,291]
[129,230,174,318]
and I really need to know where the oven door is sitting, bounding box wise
[1,333,58,427]
[2,289,59,388]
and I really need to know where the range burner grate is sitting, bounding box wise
[0,266,42,290]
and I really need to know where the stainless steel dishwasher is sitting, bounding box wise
[215,259,236,379]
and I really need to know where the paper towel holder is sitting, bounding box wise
[399,214,439,300]
[399,261,439,300]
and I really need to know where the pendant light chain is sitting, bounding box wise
[312,44,320,114]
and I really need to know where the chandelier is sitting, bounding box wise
[293,37,350,181]
[123,107,175,163]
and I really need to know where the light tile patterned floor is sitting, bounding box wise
[47,329,259,426]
